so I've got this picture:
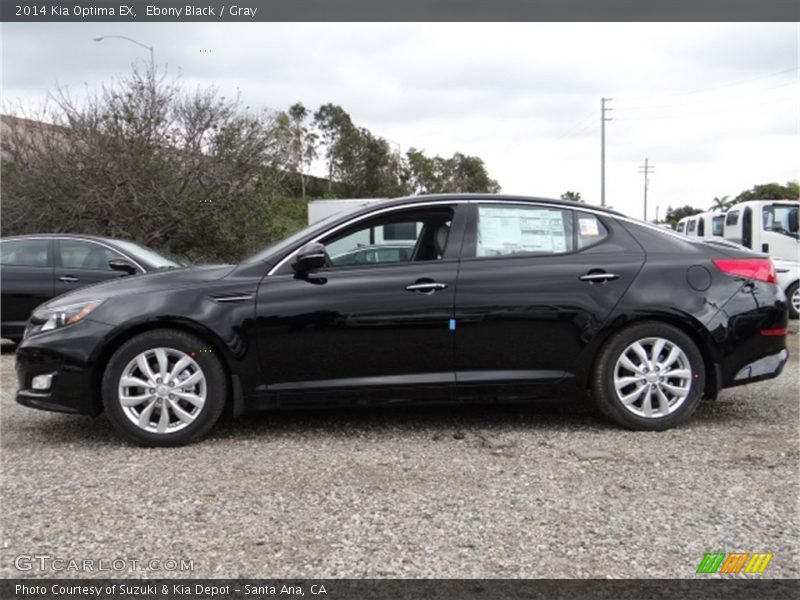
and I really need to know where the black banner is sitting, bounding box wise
[2,579,800,600]
[1,0,799,22]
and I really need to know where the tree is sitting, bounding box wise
[731,181,799,205]
[1,63,293,262]
[313,103,357,193]
[277,102,317,202]
[560,191,584,202]
[404,148,500,194]
[664,205,703,229]
[709,195,732,211]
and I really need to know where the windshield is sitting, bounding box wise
[762,203,799,239]
[112,240,184,268]
[244,211,346,264]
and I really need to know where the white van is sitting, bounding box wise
[676,211,726,239]
[722,200,799,261]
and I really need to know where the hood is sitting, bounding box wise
[42,264,237,308]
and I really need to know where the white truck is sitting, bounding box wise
[721,200,799,261]
[307,198,386,225]
[676,211,726,239]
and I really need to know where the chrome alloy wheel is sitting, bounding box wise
[118,348,207,434]
[612,337,692,419]
[792,287,800,315]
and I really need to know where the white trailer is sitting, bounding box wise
[722,200,799,261]
[676,211,726,239]
[307,198,386,225]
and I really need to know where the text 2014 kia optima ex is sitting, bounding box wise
[15,195,789,446]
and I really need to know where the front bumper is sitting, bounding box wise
[15,319,114,416]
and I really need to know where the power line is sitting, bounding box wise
[615,91,799,121]
[617,79,799,111]
[615,66,798,106]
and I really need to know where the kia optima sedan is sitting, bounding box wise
[15,195,789,446]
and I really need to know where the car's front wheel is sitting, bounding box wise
[101,329,226,446]
[591,322,705,430]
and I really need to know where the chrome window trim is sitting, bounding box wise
[1,236,146,272]
[267,197,697,276]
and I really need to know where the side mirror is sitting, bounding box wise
[292,242,328,274]
[108,259,138,275]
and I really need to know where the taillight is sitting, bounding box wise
[712,258,777,284]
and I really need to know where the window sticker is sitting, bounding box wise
[579,218,600,237]
[478,207,569,255]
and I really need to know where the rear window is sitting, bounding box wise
[576,212,609,249]
[676,222,685,233]
[476,204,574,256]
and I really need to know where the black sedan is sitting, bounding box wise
[15,195,789,446]
[1,234,186,342]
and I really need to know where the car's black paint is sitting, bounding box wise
[14,194,789,421]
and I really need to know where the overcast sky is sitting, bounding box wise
[2,22,798,219]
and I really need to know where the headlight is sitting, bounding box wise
[26,300,104,337]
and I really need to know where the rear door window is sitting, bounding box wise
[475,205,574,257]
[0,239,51,267]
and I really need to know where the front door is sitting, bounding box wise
[255,203,465,404]
[54,239,130,295]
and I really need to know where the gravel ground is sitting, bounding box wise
[0,327,797,579]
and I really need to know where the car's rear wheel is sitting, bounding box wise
[101,329,226,446]
[591,322,705,430]
[787,281,799,320]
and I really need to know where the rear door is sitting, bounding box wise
[0,238,55,338]
[453,202,645,395]
[54,239,131,295]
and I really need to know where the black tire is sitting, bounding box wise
[591,321,705,431]
[786,281,799,320]
[101,329,227,446]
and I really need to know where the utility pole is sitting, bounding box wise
[600,97,613,207]
[638,158,656,221]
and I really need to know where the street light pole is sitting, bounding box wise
[93,35,154,64]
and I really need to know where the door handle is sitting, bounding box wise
[405,282,448,294]
[579,272,620,283]
[59,275,78,283]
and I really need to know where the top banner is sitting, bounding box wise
[2,0,800,22]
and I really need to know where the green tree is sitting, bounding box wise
[560,191,584,202]
[731,181,799,205]
[664,205,703,229]
[1,63,294,262]
[404,148,500,194]
[277,102,318,202]
[708,195,732,211]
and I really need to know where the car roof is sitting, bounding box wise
[0,233,127,245]
[349,193,626,217]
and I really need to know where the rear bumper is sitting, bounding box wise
[729,348,789,386]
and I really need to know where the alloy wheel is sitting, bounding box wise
[118,347,207,434]
[613,337,692,419]
[792,287,800,315]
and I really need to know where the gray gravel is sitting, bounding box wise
[1,327,798,579]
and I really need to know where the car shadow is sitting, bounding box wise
[6,397,604,449]
[1,340,17,355]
